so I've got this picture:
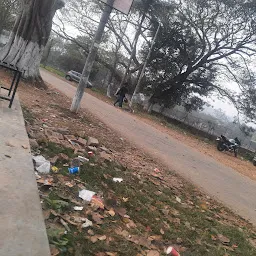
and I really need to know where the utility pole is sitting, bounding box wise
[70,0,114,112]
[130,23,160,107]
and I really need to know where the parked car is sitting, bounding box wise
[65,70,92,88]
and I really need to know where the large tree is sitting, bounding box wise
[0,0,64,80]
[142,0,256,116]
[54,0,154,94]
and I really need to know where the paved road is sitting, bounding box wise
[41,69,256,225]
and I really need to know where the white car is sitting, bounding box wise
[65,70,92,88]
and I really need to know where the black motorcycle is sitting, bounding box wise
[216,135,241,157]
[253,155,256,166]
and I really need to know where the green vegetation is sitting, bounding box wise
[40,142,256,256]
[41,65,66,77]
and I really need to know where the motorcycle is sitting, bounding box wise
[253,155,256,166]
[216,135,241,157]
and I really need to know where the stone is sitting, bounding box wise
[64,135,77,141]
[44,129,64,140]
[34,131,47,142]
[87,146,97,152]
[99,146,111,153]
[76,138,87,147]
[76,131,86,138]
[99,151,112,162]
[58,153,70,161]
[55,128,70,135]
[87,137,99,147]
[48,137,61,144]
[60,140,74,149]
[49,155,59,165]
[29,139,39,149]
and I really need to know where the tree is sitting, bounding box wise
[0,0,65,80]
[0,0,17,35]
[141,0,256,116]
[54,0,154,93]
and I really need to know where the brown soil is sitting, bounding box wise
[87,88,256,182]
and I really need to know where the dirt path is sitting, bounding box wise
[40,69,256,225]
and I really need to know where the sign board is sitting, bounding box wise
[100,0,134,15]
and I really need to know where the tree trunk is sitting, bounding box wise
[41,37,53,67]
[106,72,114,98]
[147,102,154,113]
[0,0,64,80]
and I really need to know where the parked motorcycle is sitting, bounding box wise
[253,155,256,166]
[216,135,241,157]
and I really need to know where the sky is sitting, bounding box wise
[54,2,253,123]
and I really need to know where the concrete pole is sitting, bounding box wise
[70,0,114,112]
[130,23,160,107]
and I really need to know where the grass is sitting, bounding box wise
[22,105,36,125]
[40,141,256,256]
[41,65,66,77]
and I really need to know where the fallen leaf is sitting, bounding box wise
[176,196,182,203]
[176,238,183,244]
[91,195,105,209]
[106,208,115,217]
[82,219,93,228]
[43,209,51,220]
[106,253,117,256]
[88,229,95,236]
[200,203,208,210]
[211,235,217,241]
[65,182,74,188]
[114,207,127,217]
[217,234,230,245]
[90,236,99,243]
[120,214,129,222]
[126,219,137,228]
[98,235,107,241]
[95,253,106,256]
[50,245,60,256]
[149,235,162,241]
[160,229,165,235]
[147,250,160,256]
[92,212,104,224]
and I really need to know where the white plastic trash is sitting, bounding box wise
[78,156,90,162]
[36,161,51,174]
[82,219,93,228]
[33,155,47,167]
[79,189,95,202]
[113,178,123,183]
[74,206,84,211]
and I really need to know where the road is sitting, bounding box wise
[41,69,256,225]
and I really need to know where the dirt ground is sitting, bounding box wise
[38,68,256,182]
[86,88,256,182]
[2,70,256,255]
